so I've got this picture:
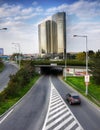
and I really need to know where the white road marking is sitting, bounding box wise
[0,109,14,124]
[52,116,73,130]
[46,111,71,129]
[49,105,66,115]
[64,120,77,130]
[42,79,53,130]
[50,102,64,110]
[42,77,84,130]
[47,108,67,122]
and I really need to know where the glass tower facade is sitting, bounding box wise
[38,21,47,54]
[38,12,66,58]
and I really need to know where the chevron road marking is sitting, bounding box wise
[42,77,84,130]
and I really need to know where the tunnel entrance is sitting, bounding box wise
[40,66,63,76]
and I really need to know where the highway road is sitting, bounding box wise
[0,76,100,130]
[0,76,50,130]
[51,76,100,130]
[0,62,18,91]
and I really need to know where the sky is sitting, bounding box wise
[0,0,100,55]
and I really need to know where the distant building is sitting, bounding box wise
[38,12,66,58]
[0,55,10,60]
[0,48,4,55]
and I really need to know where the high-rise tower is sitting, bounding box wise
[52,12,66,56]
[38,12,66,58]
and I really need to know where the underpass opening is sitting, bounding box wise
[40,66,63,76]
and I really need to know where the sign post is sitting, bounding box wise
[84,75,90,95]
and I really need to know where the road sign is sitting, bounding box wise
[85,75,90,83]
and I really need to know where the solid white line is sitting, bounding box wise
[0,109,14,124]
[42,77,52,130]
[75,126,83,130]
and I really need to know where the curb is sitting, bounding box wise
[0,76,41,119]
[59,77,100,112]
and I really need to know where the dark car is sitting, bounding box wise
[66,93,81,105]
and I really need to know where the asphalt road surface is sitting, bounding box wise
[0,61,18,91]
[0,76,50,130]
[0,76,100,130]
[51,76,100,130]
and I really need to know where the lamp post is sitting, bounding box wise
[64,12,68,81]
[73,35,89,95]
[64,48,67,80]
[12,43,21,69]
[0,28,7,30]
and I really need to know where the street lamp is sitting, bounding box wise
[12,43,21,69]
[0,28,7,30]
[64,13,68,81]
[73,35,89,95]
[64,48,67,80]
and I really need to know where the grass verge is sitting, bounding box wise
[0,76,40,115]
[64,76,100,107]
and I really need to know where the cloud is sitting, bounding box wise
[32,1,38,6]
[46,4,68,15]
[0,0,100,54]
[0,4,22,18]
[21,8,33,15]
[69,0,100,19]
[45,1,100,20]
[0,3,43,23]
[44,1,100,34]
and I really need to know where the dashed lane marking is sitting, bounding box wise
[42,78,84,130]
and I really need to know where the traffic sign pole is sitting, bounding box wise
[84,75,90,95]
[85,83,88,95]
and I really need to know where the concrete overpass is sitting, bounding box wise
[35,65,87,76]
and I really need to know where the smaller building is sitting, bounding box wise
[0,55,10,61]
[0,48,4,55]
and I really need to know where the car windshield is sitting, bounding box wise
[72,96,79,99]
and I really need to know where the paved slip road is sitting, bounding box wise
[51,76,100,130]
[0,61,18,92]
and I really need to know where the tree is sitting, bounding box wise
[0,59,4,72]
[90,50,100,85]
[88,50,95,58]
[76,52,86,61]
[10,53,23,61]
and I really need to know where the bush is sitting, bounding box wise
[0,60,4,72]
[90,51,100,85]
[0,61,38,101]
